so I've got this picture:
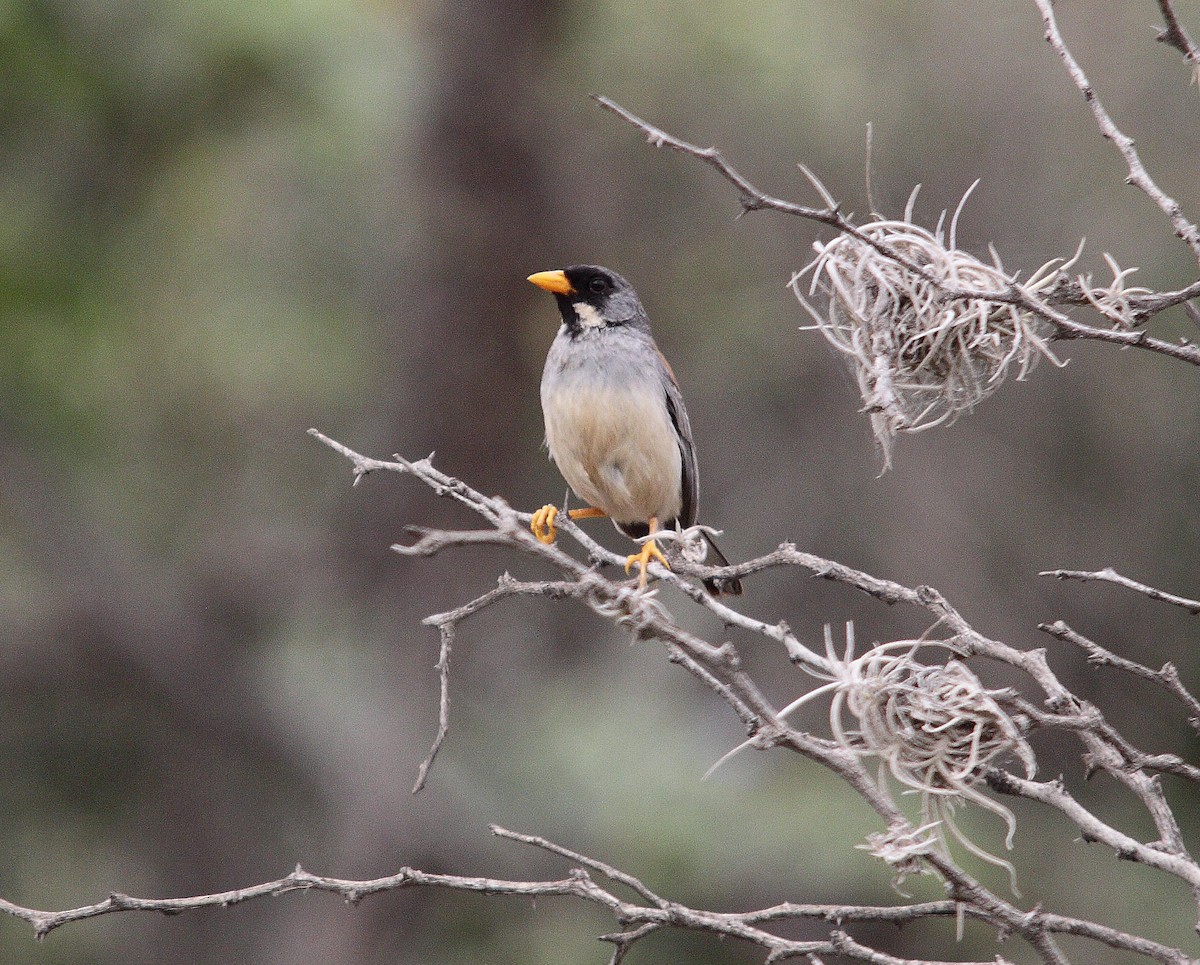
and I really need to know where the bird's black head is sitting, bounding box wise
[527,265,648,336]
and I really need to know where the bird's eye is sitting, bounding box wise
[587,277,609,295]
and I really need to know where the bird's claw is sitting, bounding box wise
[531,504,559,544]
[625,539,670,589]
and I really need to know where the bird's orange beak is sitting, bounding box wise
[527,270,574,295]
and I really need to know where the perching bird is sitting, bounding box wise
[527,265,742,596]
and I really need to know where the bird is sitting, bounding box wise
[526,264,742,596]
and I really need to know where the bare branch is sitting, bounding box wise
[7,821,1194,963]
[1033,0,1200,262]
[410,573,601,791]
[1156,0,1200,71]
[984,769,1200,896]
[0,863,586,940]
[411,622,452,794]
[1037,913,1198,965]
[492,825,669,908]
[393,525,520,556]
[1040,566,1200,615]
[591,94,843,226]
[1006,693,1200,785]
[0,827,1016,965]
[600,921,660,965]
[1038,619,1200,735]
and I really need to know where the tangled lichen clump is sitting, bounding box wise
[826,630,1035,892]
[840,653,1034,798]
[707,625,1037,892]
[791,184,1067,468]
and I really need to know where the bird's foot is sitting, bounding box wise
[531,504,559,544]
[625,538,670,590]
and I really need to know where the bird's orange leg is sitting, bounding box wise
[625,516,670,590]
[568,507,608,521]
[531,505,608,544]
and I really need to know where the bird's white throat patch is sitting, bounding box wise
[572,302,606,329]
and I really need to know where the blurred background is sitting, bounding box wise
[1,0,1198,962]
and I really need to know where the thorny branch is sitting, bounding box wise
[298,431,1198,964]
[1041,566,1200,616]
[592,67,1200,369]
[11,822,1143,965]
[1033,0,1200,262]
[1036,619,1200,737]
[1156,0,1200,68]
[5,432,1199,965]
[0,824,997,964]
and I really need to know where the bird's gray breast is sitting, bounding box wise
[540,328,683,526]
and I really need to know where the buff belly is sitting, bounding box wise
[542,383,683,527]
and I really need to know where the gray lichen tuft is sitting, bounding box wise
[792,184,1068,468]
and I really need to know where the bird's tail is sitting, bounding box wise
[702,532,743,596]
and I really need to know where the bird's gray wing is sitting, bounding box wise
[656,349,699,529]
